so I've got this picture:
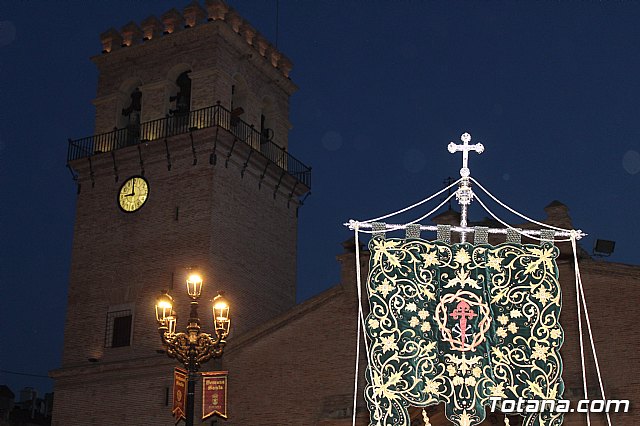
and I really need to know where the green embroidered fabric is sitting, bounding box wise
[364,237,564,426]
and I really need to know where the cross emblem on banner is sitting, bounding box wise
[448,132,484,178]
[449,300,477,345]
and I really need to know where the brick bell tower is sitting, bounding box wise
[51,1,310,424]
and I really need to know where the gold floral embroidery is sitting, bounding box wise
[365,238,564,426]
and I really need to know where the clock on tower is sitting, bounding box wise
[117,176,149,212]
[52,1,310,424]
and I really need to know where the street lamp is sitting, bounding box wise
[155,273,230,426]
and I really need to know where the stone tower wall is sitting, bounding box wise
[53,2,304,424]
[93,0,295,150]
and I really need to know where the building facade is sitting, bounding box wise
[51,1,639,425]
[51,1,311,424]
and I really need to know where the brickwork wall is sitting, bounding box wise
[52,249,369,426]
[556,259,640,426]
[92,19,295,149]
[54,4,303,423]
[220,284,366,425]
[61,125,298,360]
[53,217,639,425]
[53,123,301,423]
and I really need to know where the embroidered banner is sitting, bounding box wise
[364,237,564,426]
[172,367,187,422]
[202,371,228,420]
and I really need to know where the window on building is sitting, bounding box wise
[121,88,142,125]
[105,309,133,348]
[120,87,142,146]
[167,70,192,134]
[172,71,192,115]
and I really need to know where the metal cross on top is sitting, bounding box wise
[448,132,484,178]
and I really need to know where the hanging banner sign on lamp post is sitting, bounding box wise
[202,371,228,420]
[172,367,187,422]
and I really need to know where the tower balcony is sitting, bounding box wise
[67,103,311,188]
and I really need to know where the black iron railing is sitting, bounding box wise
[67,103,311,187]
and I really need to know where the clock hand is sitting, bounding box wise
[128,178,136,196]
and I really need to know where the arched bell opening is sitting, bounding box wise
[230,74,249,133]
[165,64,193,135]
[117,78,143,147]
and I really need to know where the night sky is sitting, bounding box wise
[2,1,640,396]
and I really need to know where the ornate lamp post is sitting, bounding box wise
[155,273,230,426]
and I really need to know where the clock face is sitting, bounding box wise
[118,176,149,212]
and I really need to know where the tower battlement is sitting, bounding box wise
[99,0,293,78]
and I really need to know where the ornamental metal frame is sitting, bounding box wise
[343,133,610,426]
[156,288,229,426]
[158,299,227,370]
